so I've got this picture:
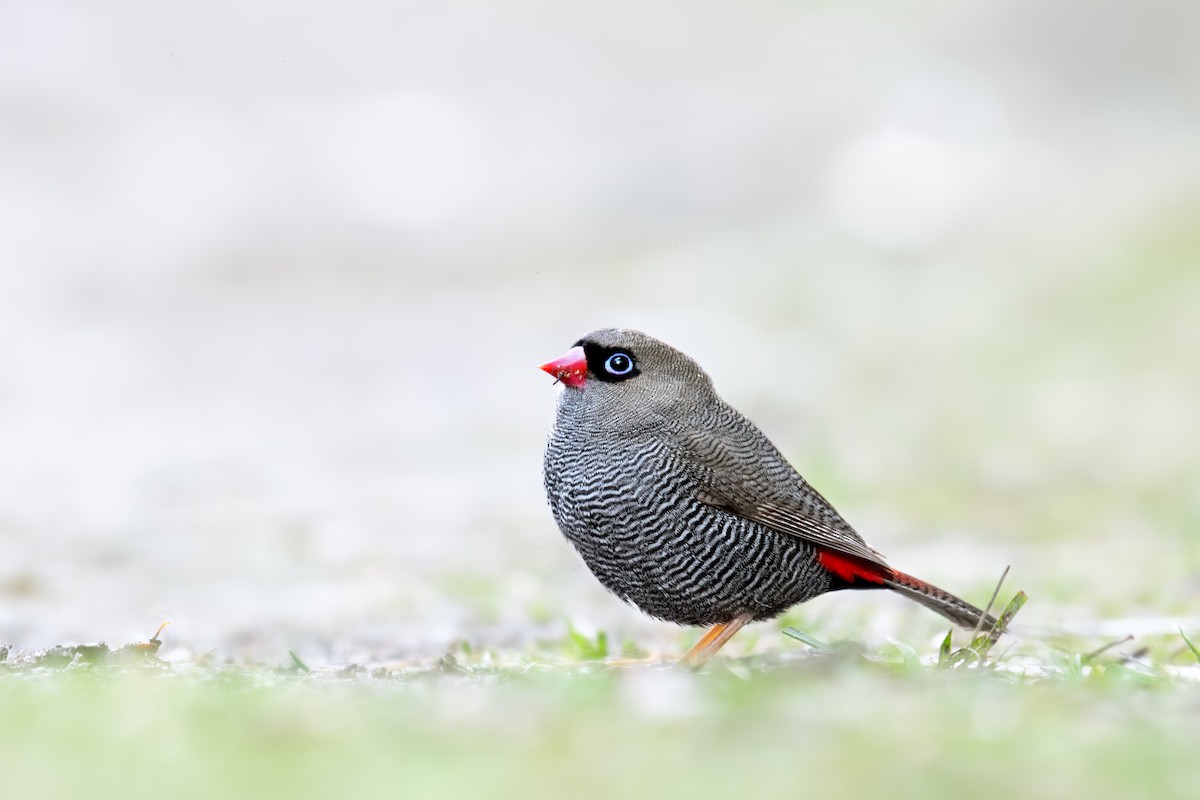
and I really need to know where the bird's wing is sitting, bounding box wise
[678,414,890,569]
[695,481,890,568]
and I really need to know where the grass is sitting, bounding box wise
[3,620,1199,800]
[1182,628,1200,662]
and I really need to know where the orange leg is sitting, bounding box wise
[678,612,755,669]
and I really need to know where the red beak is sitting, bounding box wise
[539,346,588,388]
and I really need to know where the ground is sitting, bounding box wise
[3,618,1198,800]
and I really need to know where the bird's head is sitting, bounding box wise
[539,328,715,425]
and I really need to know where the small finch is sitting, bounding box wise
[540,328,998,666]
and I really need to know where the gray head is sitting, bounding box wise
[539,328,716,429]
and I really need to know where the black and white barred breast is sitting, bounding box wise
[543,408,833,626]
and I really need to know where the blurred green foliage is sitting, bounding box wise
[2,655,1198,800]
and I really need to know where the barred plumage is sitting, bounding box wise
[540,328,998,661]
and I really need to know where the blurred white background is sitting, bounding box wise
[2,0,1198,659]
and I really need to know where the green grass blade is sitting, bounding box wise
[288,650,311,673]
[973,590,1027,656]
[566,624,609,660]
[781,627,832,654]
[937,629,953,667]
[1180,628,1200,663]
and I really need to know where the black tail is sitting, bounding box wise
[882,569,999,632]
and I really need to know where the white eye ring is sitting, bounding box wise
[604,353,634,376]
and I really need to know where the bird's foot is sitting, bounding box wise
[677,612,755,669]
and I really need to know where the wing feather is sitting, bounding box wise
[677,408,890,569]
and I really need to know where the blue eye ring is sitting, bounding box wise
[604,352,634,376]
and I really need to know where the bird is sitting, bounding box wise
[540,327,1000,667]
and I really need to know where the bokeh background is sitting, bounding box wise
[2,0,1198,661]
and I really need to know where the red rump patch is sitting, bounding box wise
[817,550,890,584]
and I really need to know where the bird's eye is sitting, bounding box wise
[604,353,634,376]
